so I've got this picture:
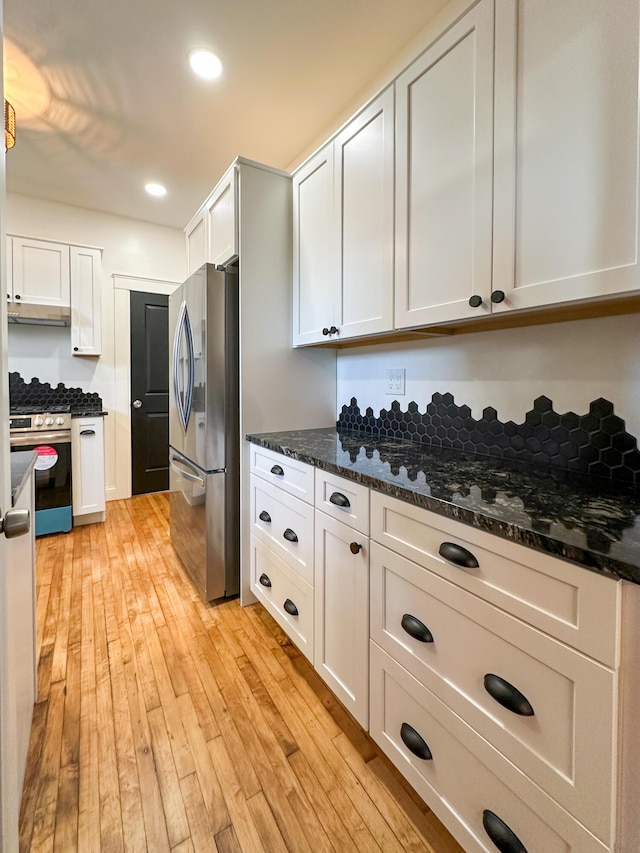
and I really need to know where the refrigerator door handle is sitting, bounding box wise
[172,300,195,433]
[169,453,205,487]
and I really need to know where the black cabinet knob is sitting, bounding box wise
[283,598,298,616]
[329,325,339,335]
[329,492,351,508]
[270,464,284,476]
[322,327,330,336]
[491,289,506,304]
[259,573,272,588]
[484,674,535,717]
[14,294,21,300]
[73,346,79,352]
[401,614,434,644]
[400,723,432,761]
[482,810,528,853]
[283,528,298,543]
[438,541,479,569]
[258,510,271,523]
[468,295,483,308]
[349,542,362,554]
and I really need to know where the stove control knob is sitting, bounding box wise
[34,417,44,427]
[44,417,54,426]
[55,417,65,425]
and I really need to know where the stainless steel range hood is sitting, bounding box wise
[6,302,71,326]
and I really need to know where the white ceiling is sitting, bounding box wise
[4,0,448,231]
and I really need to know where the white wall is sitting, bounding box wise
[6,193,185,500]
[336,313,640,436]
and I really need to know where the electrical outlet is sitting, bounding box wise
[385,368,406,395]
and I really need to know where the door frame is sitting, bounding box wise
[112,274,179,499]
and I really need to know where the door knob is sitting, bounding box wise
[132,400,143,409]
[0,507,30,539]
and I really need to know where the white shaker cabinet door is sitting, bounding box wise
[185,211,206,276]
[335,87,395,340]
[314,511,369,728]
[70,245,102,356]
[206,164,237,267]
[394,0,494,328]
[11,237,71,307]
[292,144,338,346]
[492,0,640,312]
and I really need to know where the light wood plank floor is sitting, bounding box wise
[19,493,463,852]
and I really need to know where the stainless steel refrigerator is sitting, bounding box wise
[168,262,239,601]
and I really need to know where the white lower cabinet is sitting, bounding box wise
[250,535,314,662]
[71,416,106,521]
[314,510,369,728]
[370,540,614,841]
[247,446,640,851]
[370,643,608,853]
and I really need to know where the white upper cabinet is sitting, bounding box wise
[492,0,640,313]
[9,237,71,306]
[293,143,338,345]
[206,165,237,266]
[185,213,207,277]
[395,0,495,329]
[185,164,238,276]
[70,246,102,356]
[293,0,640,341]
[335,88,395,339]
[293,88,395,346]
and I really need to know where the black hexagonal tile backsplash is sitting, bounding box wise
[337,395,640,484]
[9,372,103,412]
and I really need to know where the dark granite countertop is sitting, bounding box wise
[71,410,108,417]
[246,427,640,585]
[11,450,37,506]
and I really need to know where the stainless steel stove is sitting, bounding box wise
[9,405,72,535]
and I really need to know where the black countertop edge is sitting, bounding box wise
[246,430,640,585]
[71,410,108,417]
[11,450,37,506]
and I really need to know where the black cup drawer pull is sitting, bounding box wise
[259,573,272,588]
[329,491,351,508]
[400,723,432,761]
[283,528,298,543]
[283,598,298,616]
[259,511,271,523]
[80,429,96,436]
[270,464,284,476]
[482,810,528,853]
[438,541,479,569]
[484,674,535,717]
[401,614,434,644]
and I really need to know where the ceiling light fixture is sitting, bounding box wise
[145,182,167,197]
[5,100,16,151]
[188,49,223,80]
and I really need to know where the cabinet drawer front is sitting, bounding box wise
[370,644,609,853]
[250,537,313,661]
[371,543,614,841]
[250,445,314,504]
[250,475,314,584]
[371,491,619,666]
[314,470,370,535]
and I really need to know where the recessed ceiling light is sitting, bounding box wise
[145,182,167,197]
[188,49,223,80]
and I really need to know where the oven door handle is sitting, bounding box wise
[10,431,71,447]
[169,453,206,488]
